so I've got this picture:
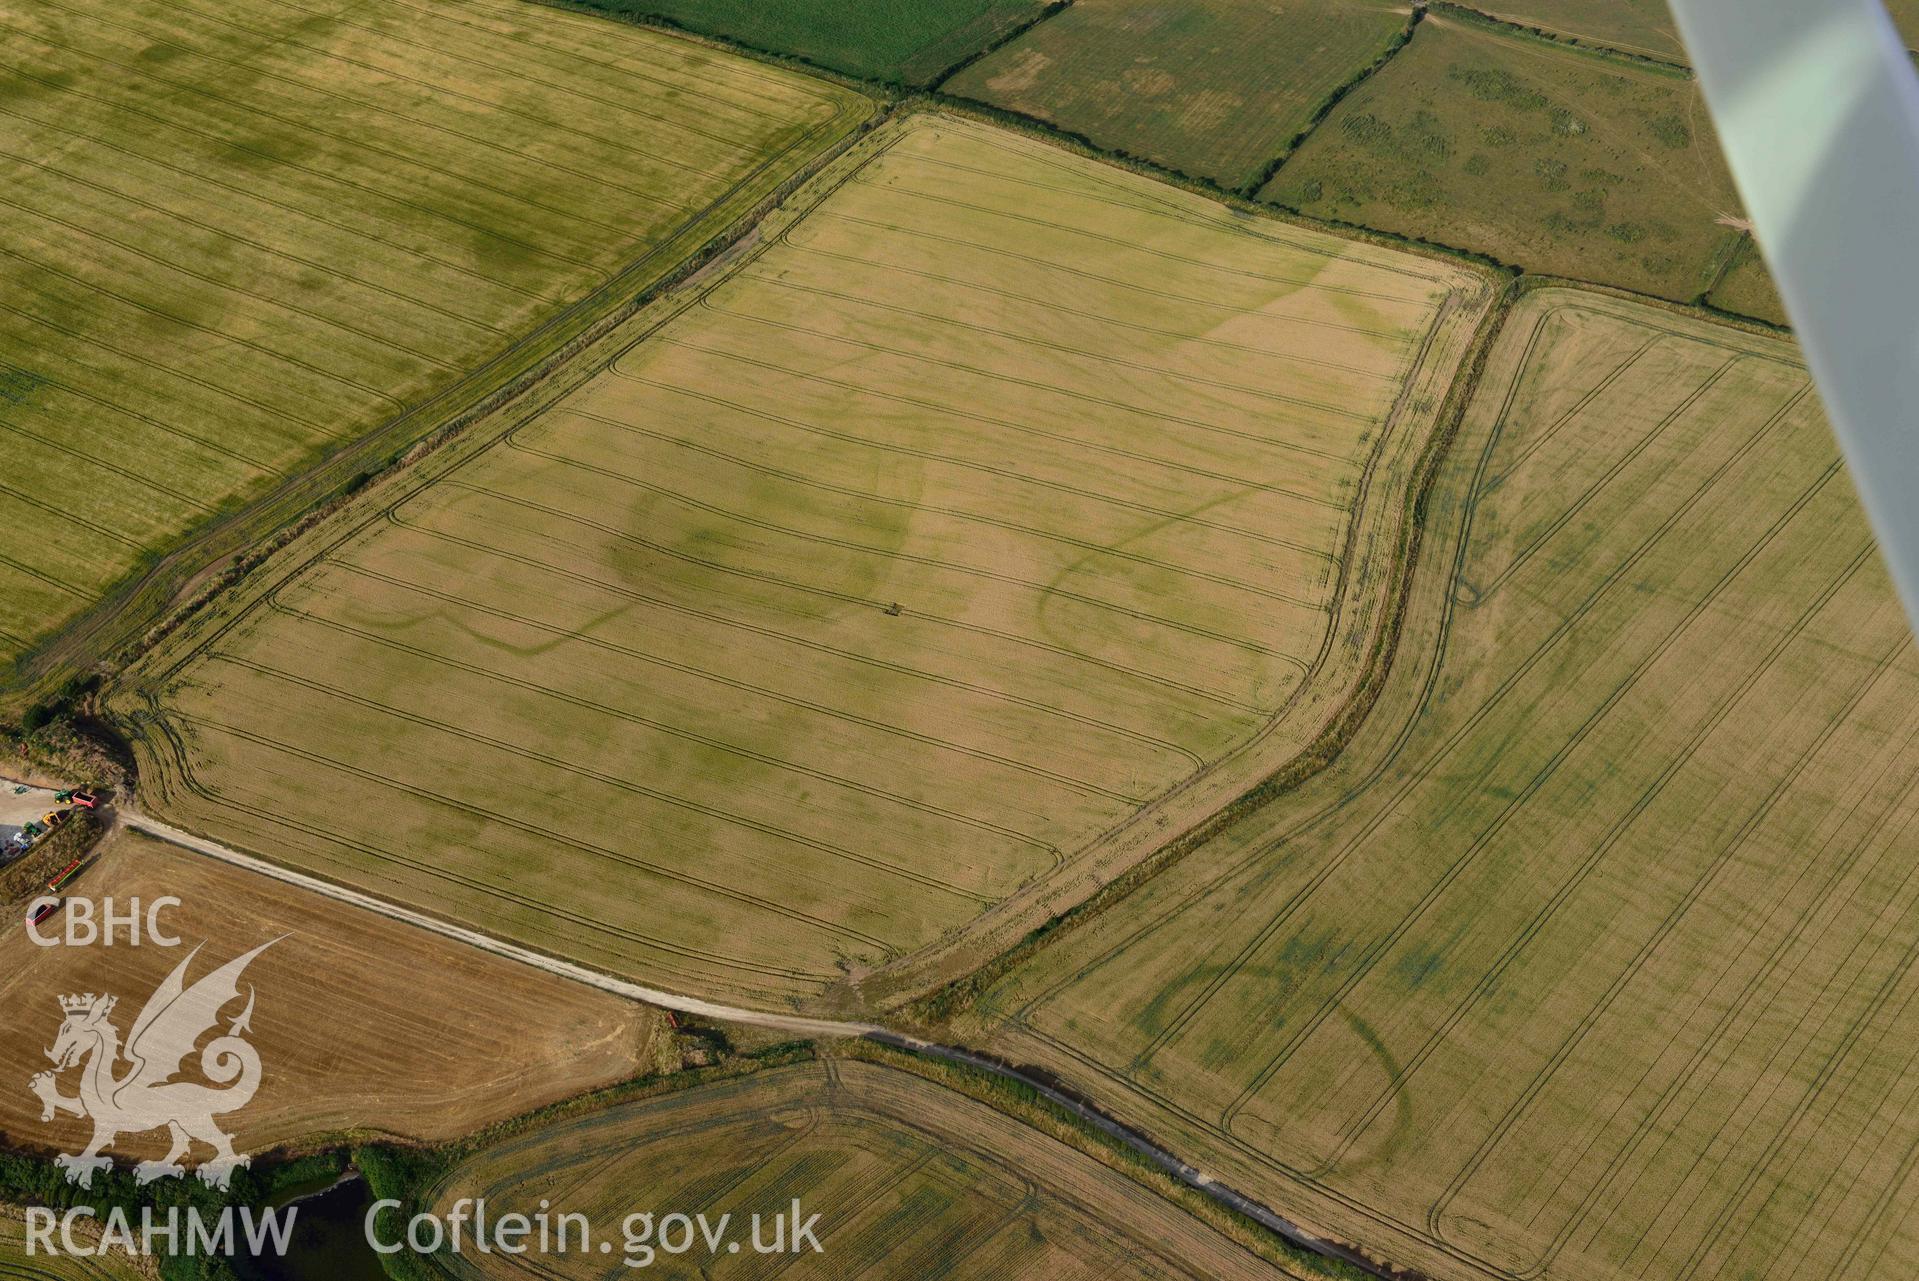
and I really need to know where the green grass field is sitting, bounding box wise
[421,1058,1293,1280]
[576,0,1049,85]
[1262,13,1745,301]
[1708,236,1790,326]
[967,288,1919,1281]
[116,112,1491,1012]
[946,0,1411,190]
[0,0,869,694]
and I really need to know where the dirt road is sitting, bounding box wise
[116,809,880,1041]
[118,807,1409,1281]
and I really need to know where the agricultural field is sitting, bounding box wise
[1474,0,1919,60]
[967,289,1919,1281]
[0,1212,141,1281]
[1262,13,1746,301]
[1708,236,1790,327]
[0,0,869,694]
[0,829,668,1158]
[579,0,1048,85]
[422,1057,1294,1280]
[115,112,1493,1012]
[945,0,1411,191]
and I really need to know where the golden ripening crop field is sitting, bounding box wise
[969,289,1919,1281]
[423,1058,1296,1281]
[118,113,1492,1012]
[0,0,868,688]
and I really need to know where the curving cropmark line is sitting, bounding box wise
[300,561,1159,803]
[1211,500,1865,1138]
[588,360,1338,559]
[1088,318,1814,1077]
[390,490,1294,712]
[1321,544,1884,1184]
[338,509,1208,769]
[1164,437,1845,1105]
[518,413,1328,603]
[443,468,1318,648]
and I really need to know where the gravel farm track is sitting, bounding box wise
[117,803,1413,1281]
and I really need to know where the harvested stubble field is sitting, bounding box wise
[1262,14,1745,302]
[578,0,1048,85]
[422,1058,1292,1280]
[0,829,666,1158]
[0,0,868,689]
[946,0,1411,191]
[0,1212,140,1281]
[967,289,1919,1281]
[116,112,1492,1012]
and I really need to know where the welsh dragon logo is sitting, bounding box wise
[27,940,275,1190]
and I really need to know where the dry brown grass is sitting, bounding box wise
[0,829,665,1161]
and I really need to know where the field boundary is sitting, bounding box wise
[111,105,1501,1018]
[61,809,1394,1280]
[1239,4,1426,199]
[975,285,1847,1281]
[905,273,1522,1026]
[925,0,1078,91]
[1427,1,1693,73]
[905,272,1795,1029]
